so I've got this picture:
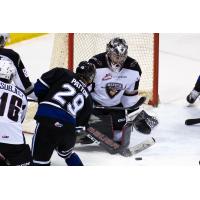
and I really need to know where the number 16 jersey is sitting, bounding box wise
[0,80,28,144]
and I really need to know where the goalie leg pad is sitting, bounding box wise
[120,122,132,148]
[89,114,114,139]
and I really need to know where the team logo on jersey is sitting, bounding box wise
[54,122,63,128]
[105,82,123,98]
[102,73,112,81]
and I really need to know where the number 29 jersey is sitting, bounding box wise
[0,80,28,144]
[34,68,93,127]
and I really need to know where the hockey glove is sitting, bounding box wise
[132,110,158,134]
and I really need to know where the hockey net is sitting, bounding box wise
[23,33,159,134]
[50,33,159,106]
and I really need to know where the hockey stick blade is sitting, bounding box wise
[121,137,156,157]
[95,96,146,111]
[185,118,200,125]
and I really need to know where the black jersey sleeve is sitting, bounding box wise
[0,48,33,94]
[123,57,142,76]
[40,67,66,87]
[34,68,69,101]
[88,53,107,69]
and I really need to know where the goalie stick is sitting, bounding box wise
[83,126,155,157]
[28,96,146,111]
[185,118,200,125]
[121,137,156,157]
[95,96,146,111]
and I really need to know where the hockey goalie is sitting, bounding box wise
[76,37,158,156]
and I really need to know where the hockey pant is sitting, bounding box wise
[32,118,78,166]
[0,143,32,166]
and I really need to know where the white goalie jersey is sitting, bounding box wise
[0,80,28,144]
[89,53,142,107]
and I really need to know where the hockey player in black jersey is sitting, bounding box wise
[31,61,95,166]
[186,75,200,104]
[79,37,158,146]
[0,33,36,100]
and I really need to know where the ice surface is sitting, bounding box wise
[10,33,200,166]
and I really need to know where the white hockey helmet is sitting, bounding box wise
[0,60,16,82]
[0,33,10,47]
[106,37,128,66]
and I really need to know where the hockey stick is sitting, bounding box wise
[85,126,155,157]
[28,96,146,110]
[185,118,200,125]
[95,96,146,111]
[0,152,11,166]
[121,137,156,156]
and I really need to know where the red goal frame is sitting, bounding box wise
[67,33,159,106]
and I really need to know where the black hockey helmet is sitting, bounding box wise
[106,37,128,66]
[0,33,10,47]
[76,61,96,84]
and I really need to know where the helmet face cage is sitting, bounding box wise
[76,61,96,84]
[0,33,10,47]
[106,37,128,66]
[0,60,16,82]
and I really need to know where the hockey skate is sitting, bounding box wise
[186,89,200,104]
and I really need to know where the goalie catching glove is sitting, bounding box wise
[132,110,158,134]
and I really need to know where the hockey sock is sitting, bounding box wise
[65,152,84,166]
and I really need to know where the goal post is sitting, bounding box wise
[50,33,159,106]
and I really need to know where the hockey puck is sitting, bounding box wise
[135,157,142,161]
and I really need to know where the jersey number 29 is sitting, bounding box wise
[52,83,84,116]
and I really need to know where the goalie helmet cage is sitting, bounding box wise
[50,33,159,106]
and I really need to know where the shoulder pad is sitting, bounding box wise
[89,52,106,68]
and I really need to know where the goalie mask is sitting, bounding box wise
[0,33,10,47]
[76,61,96,84]
[106,37,128,70]
[0,60,16,83]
